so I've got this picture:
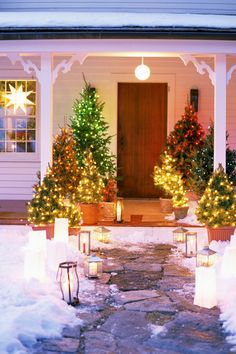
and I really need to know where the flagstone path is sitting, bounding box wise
[32,244,231,354]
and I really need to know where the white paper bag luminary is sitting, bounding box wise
[24,230,47,281]
[47,241,68,272]
[220,244,236,278]
[54,218,69,243]
[194,267,217,309]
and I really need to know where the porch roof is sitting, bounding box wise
[1,12,236,40]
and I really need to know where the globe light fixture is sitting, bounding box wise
[135,58,150,81]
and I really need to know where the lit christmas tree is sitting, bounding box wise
[153,151,188,207]
[28,128,82,226]
[70,79,116,179]
[190,123,236,196]
[196,164,236,227]
[77,149,104,203]
[166,103,205,184]
[28,168,81,226]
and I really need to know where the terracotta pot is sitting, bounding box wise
[130,214,143,224]
[207,226,235,243]
[31,224,81,239]
[173,206,189,220]
[80,203,99,225]
[98,202,115,222]
[159,198,173,213]
[31,224,54,240]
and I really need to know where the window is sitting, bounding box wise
[0,80,36,153]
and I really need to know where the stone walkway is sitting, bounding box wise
[33,244,231,354]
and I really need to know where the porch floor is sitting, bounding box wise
[0,198,198,227]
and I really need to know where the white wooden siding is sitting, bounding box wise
[0,161,39,200]
[0,55,236,200]
[1,0,236,15]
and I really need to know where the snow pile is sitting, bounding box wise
[0,227,81,354]
[165,201,203,226]
[0,12,236,29]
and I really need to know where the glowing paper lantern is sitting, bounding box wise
[194,267,217,308]
[220,245,236,278]
[24,230,47,281]
[47,241,68,272]
[57,261,79,305]
[54,218,69,243]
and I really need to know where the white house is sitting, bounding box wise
[0,1,236,199]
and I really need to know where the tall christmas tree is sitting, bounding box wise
[166,103,205,184]
[196,164,236,227]
[77,149,104,203]
[28,128,82,226]
[189,123,236,196]
[70,79,116,179]
[153,151,188,207]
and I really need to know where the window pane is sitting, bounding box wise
[0,80,37,154]
[27,142,35,152]
[16,142,26,152]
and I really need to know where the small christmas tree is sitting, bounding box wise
[166,103,205,183]
[153,151,188,207]
[28,168,81,227]
[28,128,82,226]
[77,149,104,203]
[70,79,116,178]
[189,123,236,196]
[196,164,236,227]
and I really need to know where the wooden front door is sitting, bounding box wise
[117,82,167,198]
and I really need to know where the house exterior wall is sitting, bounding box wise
[1,0,236,15]
[0,55,235,200]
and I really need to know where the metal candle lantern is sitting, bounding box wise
[84,254,103,278]
[196,246,217,267]
[115,197,124,223]
[173,227,188,243]
[57,261,79,305]
[185,231,197,257]
[78,231,91,255]
[93,226,111,243]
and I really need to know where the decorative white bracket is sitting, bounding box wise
[227,64,236,85]
[179,54,215,86]
[52,53,88,84]
[7,53,43,83]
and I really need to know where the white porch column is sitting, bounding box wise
[39,53,53,180]
[214,54,227,170]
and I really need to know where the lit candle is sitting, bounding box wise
[62,277,74,303]
[89,262,97,277]
[194,267,217,308]
[116,202,122,222]
[83,242,86,254]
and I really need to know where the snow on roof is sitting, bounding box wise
[0,12,236,29]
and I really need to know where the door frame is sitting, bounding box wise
[110,73,175,157]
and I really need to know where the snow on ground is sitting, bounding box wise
[0,219,236,353]
[0,226,82,354]
[0,12,236,29]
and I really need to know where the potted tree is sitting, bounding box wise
[77,149,104,224]
[28,128,82,238]
[99,177,117,221]
[153,151,188,217]
[196,164,236,242]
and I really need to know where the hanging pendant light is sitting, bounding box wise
[135,57,150,81]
